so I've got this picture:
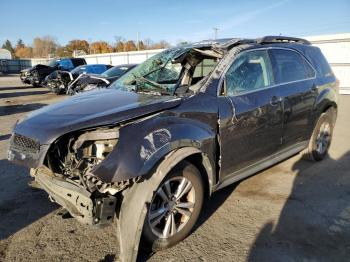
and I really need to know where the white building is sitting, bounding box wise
[0,48,12,59]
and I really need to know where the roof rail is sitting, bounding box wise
[257,36,311,45]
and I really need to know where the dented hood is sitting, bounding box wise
[28,64,53,72]
[14,89,181,144]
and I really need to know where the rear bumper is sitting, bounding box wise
[32,166,117,226]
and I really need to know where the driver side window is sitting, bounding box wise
[225,50,273,96]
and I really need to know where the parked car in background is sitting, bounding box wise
[20,58,86,87]
[67,64,138,95]
[44,64,112,94]
[8,36,338,261]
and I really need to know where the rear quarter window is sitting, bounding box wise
[304,47,333,78]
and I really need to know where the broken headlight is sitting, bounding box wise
[47,127,123,194]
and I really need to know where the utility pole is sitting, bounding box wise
[137,32,140,51]
[213,27,219,40]
[88,38,92,54]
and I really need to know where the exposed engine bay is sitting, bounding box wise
[44,126,135,196]
[44,70,73,94]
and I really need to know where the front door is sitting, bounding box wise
[218,49,284,179]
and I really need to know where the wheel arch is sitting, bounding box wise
[148,147,215,197]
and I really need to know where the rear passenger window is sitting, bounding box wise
[225,50,272,95]
[304,47,333,77]
[269,49,313,84]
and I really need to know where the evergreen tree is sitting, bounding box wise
[2,40,14,54]
[16,39,25,50]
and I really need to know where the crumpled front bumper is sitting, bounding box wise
[32,166,117,226]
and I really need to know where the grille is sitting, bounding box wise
[11,134,40,152]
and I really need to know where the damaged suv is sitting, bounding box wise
[8,36,338,261]
[20,58,86,87]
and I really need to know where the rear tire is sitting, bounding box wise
[302,108,336,161]
[142,161,204,251]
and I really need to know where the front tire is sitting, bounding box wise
[142,161,204,251]
[303,108,336,161]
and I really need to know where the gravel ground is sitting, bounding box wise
[0,76,349,262]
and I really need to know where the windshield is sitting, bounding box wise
[109,48,188,95]
[71,65,85,74]
[102,66,131,78]
[48,60,58,67]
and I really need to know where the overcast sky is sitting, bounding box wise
[1,0,350,46]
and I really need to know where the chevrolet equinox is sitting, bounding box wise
[8,36,338,261]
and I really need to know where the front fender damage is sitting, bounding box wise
[117,147,207,262]
[30,113,216,261]
[91,115,216,184]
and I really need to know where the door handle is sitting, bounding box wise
[270,96,283,106]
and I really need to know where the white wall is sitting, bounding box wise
[30,49,164,66]
[77,49,164,66]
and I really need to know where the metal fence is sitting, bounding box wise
[75,49,164,65]
[0,49,164,74]
[0,59,32,73]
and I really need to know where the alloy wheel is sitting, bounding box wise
[148,176,195,239]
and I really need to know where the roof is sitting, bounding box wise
[185,36,311,51]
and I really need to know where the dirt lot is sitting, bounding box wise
[0,75,349,262]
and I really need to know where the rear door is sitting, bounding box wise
[268,48,317,148]
[218,49,284,178]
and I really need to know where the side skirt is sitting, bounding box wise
[213,141,308,192]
